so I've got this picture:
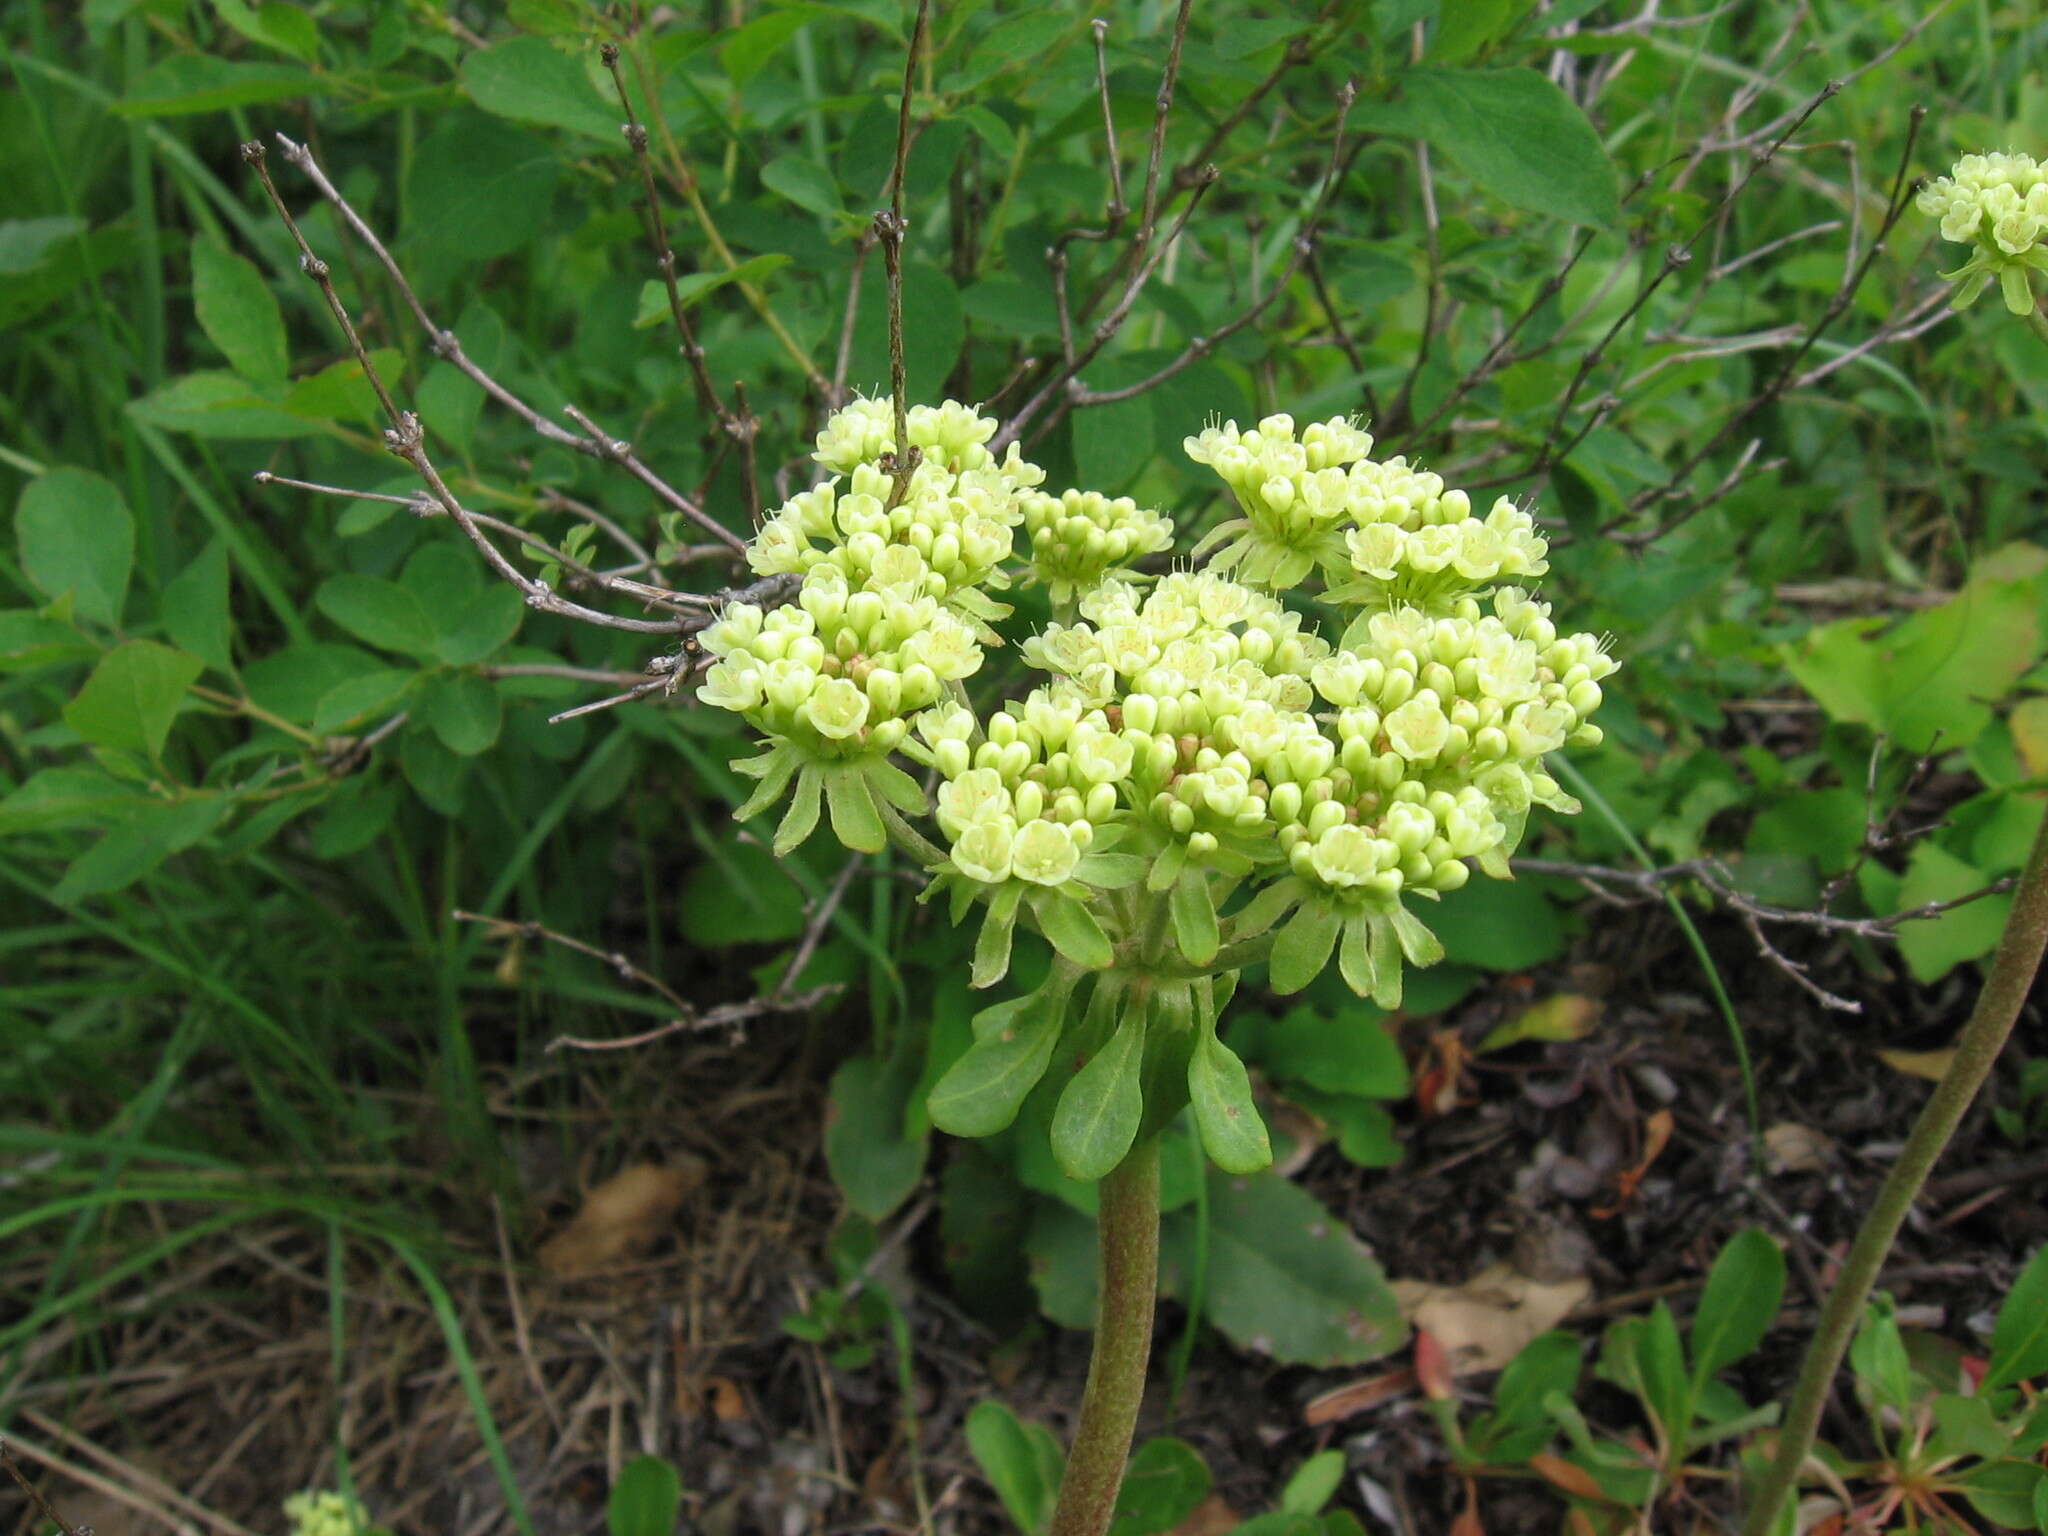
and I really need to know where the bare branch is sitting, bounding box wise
[1515,854,2016,943]
[1057,82,1364,421]
[1090,19,1127,228]
[1,1436,93,1536]
[262,133,743,556]
[874,0,932,509]
[600,41,762,524]
[775,854,864,996]
[1135,0,1194,243]
[455,910,845,1052]
[1171,30,1314,192]
[1617,102,1927,541]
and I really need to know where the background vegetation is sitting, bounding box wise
[3,1,2045,1532]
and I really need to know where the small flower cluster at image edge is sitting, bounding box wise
[698,399,1615,1177]
[1917,150,2048,315]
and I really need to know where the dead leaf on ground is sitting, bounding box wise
[1390,1261,1592,1375]
[538,1160,704,1277]
[1265,1095,1327,1178]
[678,1372,752,1423]
[1764,1121,1834,1174]
[1478,993,1603,1054]
[2010,697,2048,777]
[1414,1029,1471,1117]
[1527,1453,1609,1503]
[862,1442,911,1521]
[1415,1327,1454,1400]
[1592,1107,1673,1219]
[1302,1365,1419,1425]
[1877,1046,1957,1083]
[1448,1478,1485,1536]
[1169,1494,1244,1536]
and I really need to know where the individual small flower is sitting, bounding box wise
[1917,150,2048,316]
[806,675,871,740]
[1383,693,1452,762]
[1012,818,1084,885]
[937,766,1013,836]
[1299,823,1399,892]
[951,815,1018,883]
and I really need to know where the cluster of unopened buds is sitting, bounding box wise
[285,1491,378,1536]
[700,401,1616,1179]
[1916,150,2048,315]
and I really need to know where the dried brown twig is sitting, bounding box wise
[1062,83,1365,424]
[876,0,934,510]
[255,134,743,558]
[1518,80,1844,485]
[452,911,843,1053]
[0,1438,92,1536]
[1612,103,1928,542]
[599,41,763,525]
[242,137,807,728]
[1516,852,2015,1014]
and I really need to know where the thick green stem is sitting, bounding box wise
[1741,805,2048,1536]
[1049,1135,1162,1536]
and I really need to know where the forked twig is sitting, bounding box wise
[243,140,767,646]
[1618,103,1927,540]
[1517,849,2017,1014]
[258,132,745,558]
[1059,81,1364,421]
[453,909,844,1054]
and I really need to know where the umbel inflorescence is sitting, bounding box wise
[699,401,1615,1180]
[1916,151,2048,316]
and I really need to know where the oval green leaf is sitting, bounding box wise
[1170,873,1220,967]
[1051,1010,1146,1181]
[1189,1030,1272,1175]
[1689,1228,1785,1381]
[927,989,1065,1138]
[16,467,134,628]
[192,237,287,386]
[1269,899,1342,994]
[1987,1242,2048,1389]
[607,1455,683,1536]
[1402,66,1620,227]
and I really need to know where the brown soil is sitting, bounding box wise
[4,899,2044,1536]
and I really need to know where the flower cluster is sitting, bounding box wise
[1327,468,1549,623]
[911,571,1328,894]
[1298,592,1611,894]
[749,397,1046,627]
[1916,151,2048,315]
[285,1491,378,1536]
[1019,488,1175,606]
[1184,413,1378,588]
[697,578,982,759]
[1179,413,1549,619]
[700,399,1616,1177]
[923,568,1611,926]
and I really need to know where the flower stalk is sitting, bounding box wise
[1739,802,2048,1536]
[1049,1135,1162,1536]
[697,397,1617,1521]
